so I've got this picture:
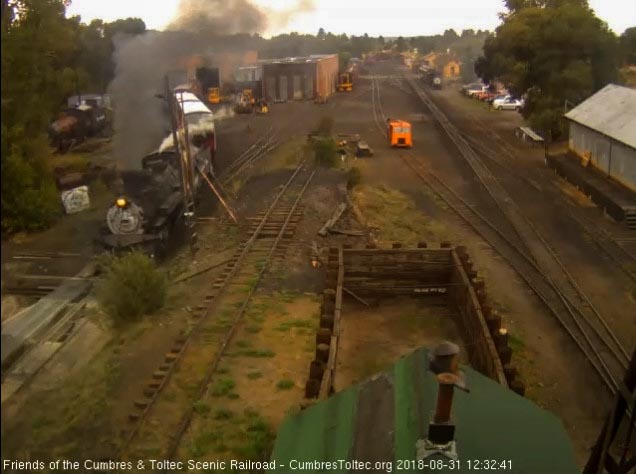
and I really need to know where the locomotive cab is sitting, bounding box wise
[387,119,412,148]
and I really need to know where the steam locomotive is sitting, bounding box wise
[101,90,216,257]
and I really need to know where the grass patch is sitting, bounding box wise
[190,430,220,458]
[193,401,211,415]
[352,184,449,245]
[247,371,263,380]
[509,334,526,352]
[278,289,299,303]
[275,319,315,331]
[228,393,240,400]
[259,137,304,172]
[211,378,236,397]
[233,416,276,460]
[238,349,275,358]
[247,313,265,323]
[276,379,295,390]
[235,339,252,348]
[245,325,262,333]
[214,408,234,420]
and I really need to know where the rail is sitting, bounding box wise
[404,156,627,395]
[119,160,314,458]
[164,165,316,459]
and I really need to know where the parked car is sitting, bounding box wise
[461,82,485,96]
[475,90,497,101]
[488,94,509,104]
[466,84,489,98]
[492,96,524,111]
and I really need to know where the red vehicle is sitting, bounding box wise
[475,90,497,102]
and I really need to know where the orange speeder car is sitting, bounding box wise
[387,118,412,147]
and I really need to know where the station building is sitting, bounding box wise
[565,84,636,192]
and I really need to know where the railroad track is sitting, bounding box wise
[404,158,628,395]
[403,74,630,395]
[460,130,636,283]
[221,127,280,185]
[370,73,388,138]
[119,161,315,461]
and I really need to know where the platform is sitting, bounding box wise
[546,153,636,228]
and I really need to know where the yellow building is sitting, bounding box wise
[422,52,439,68]
[421,52,461,79]
[443,59,461,78]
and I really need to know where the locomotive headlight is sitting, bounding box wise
[116,198,128,208]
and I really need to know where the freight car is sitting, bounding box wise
[49,104,107,153]
[100,90,215,257]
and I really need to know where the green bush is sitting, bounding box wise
[1,132,60,233]
[313,138,338,167]
[97,252,167,321]
[347,166,362,189]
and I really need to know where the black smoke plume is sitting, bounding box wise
[109,0,313,170]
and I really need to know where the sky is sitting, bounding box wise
[66,0,635,36]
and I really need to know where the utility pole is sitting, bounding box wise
[165,76,198,255]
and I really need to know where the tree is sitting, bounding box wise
[620,27,636,65]
[1,0,81,232]
[396,36,407,52]
[378,35,385,46]
[475,0,619,138]
[317,27,325,39]
[338,51,351,72]
[443,29,459,42]
[1,5,147,234]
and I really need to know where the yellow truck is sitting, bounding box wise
[207,87,220,104]
[337,73,353,92]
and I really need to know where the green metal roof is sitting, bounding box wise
[271,348,578,473]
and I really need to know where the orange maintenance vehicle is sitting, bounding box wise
[387,118,412,147]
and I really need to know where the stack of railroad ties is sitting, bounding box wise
[302,242,526,404]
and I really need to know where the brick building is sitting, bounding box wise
[261,54,339,101]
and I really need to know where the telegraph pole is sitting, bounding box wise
[165,76,198,255]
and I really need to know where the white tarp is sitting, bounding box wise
[61,186,90,214]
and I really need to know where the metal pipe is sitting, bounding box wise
[434,373,457,424]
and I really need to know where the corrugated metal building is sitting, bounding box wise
[271,347,579,473]
[565,84,636,191]
[261,54,338,102]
